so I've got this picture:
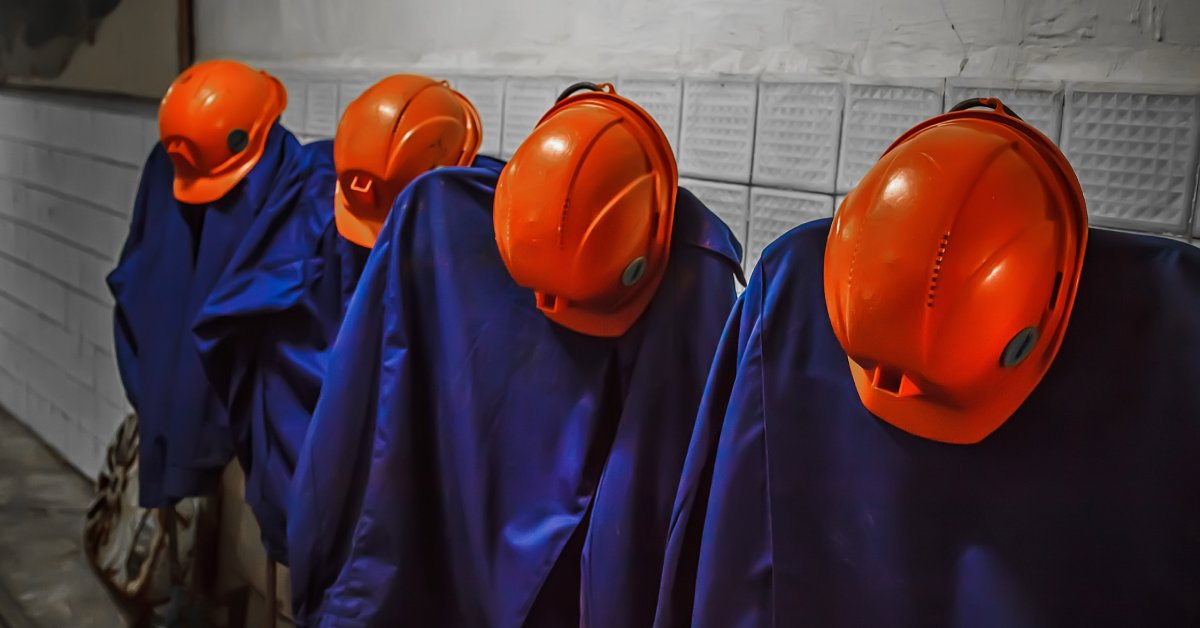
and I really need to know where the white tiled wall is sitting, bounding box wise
[753,79,842,194]
[304,76,341,139]
[271,69,1199,267]
[617,75,684,154]
[837,80,944,194]
[747,187,834,272]
[337,74,378,123]
[1062,85,1200,235]
[682,178,750,248]
[679,76,758,183]
[451,76,506,158]
[3,71,1200,474]
[0,88,153,478]
[500,77,560,159]
[943,79,1065,144]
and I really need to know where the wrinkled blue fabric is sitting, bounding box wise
[330,152,501,315]
[107,124,300,508]
[655,219,1200,628]
[190,148,504,562]
[330,151,501,312]
[288,167,743,627]
[191,140,369,563]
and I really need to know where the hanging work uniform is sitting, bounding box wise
[190,139,368,564]
[331,153,505,302]
[191,138,504,564]
[107,123,300,507]
[287,167,742,627]
[654,219,1200,627]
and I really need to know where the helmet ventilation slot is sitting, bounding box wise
[927,232,950,308]
[537,293,559,311]
[870,366,923,397]
[873,367,903,395]
[1048,271,1063,310]
[847,237,861,290]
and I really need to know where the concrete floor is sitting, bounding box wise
[0,409,130,628]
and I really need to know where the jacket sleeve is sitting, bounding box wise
[287,230,405,626]
[655,261,773,628]
[191,163,335,415]
[105,149,157,411]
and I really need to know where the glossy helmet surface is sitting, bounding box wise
[494,82,677,337]
[824,98,1088,444]
[158,60,287,204]
[333,74,481,247]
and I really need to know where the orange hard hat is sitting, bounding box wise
[824,98,1088,444]
[333,75,482,248]
[494,82,677,337]
[158,60,287,204]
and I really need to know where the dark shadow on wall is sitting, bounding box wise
[0,0,124,81]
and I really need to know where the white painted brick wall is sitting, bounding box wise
[0,88,150,478]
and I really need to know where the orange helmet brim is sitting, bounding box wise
[334,181,385,249]
[166,72,287,205]
[172,156,261,205]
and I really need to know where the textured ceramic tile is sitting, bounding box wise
[944,79,1064,143]
[304,80,339,138]
[275,72,307,134]
[451,76,506,157]
[1062,86,1200,234]
[753,80,843,193]
[617,75,683,152]
[748,187,834,271]
[501,77,559,159]
[679,77,757,183]
[838,81,943,193]
[681,177,749,258]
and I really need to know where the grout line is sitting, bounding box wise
[743,82,761,264]
[0,250,114,309]
[0,130,149,171]
[1187,107,1200,238]
[0,213,118,262]
[831,83,846,199]
[0,326,97,397]
[0,174,134,220]
[0,289,77,338]
[497,78,508,161]
[745,183,837,198]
